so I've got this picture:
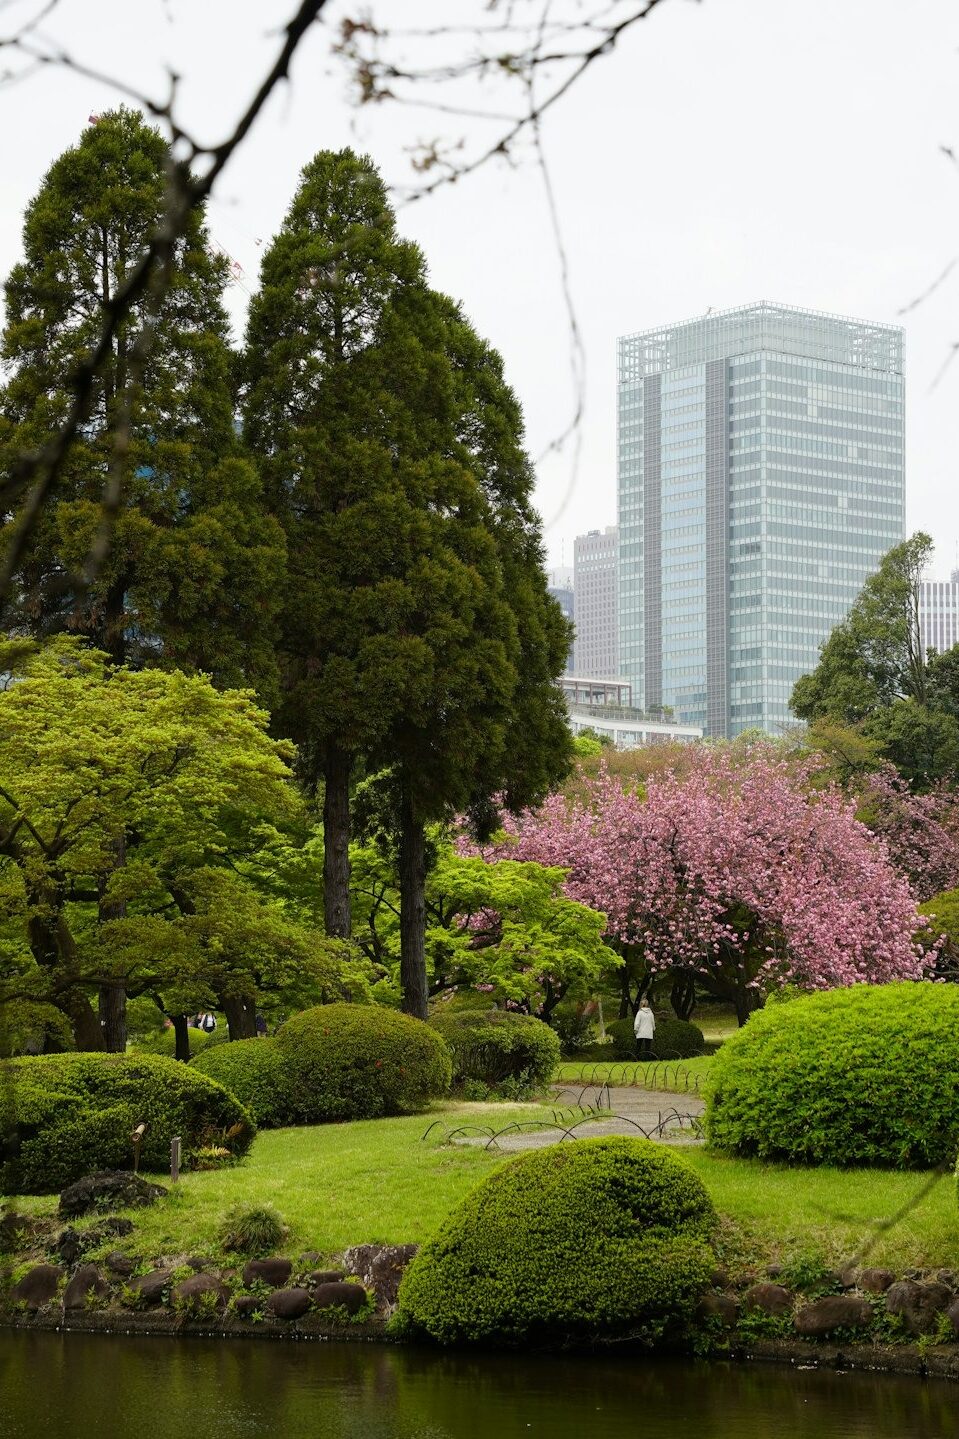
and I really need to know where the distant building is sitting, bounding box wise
[560,673,701,748]
[617,302,905,738]
[573,526,618,678]
[547,583,575,674]
[920,568,959,656]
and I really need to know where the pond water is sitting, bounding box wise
[1,1331,954,1439]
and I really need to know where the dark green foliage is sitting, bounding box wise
[430,1010,559,1095]
[706,982,959,1167]
[0,108,283,695]
[607,1017,706,1060]
[192,1039,291,1126]
[398,1137,715,1345]
[1,1052,254,1193]
[219,1203,286,1254]
[275,1003,452,1123]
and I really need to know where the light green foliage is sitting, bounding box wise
[0,638,357,1047]
[1,1052,254,1193]
[353,845,611,1020]
[606,1016,706,1060]
[706,982,959,1167]
[191,1039,291,1127]
[429,1010,559,1095]
[0,108,283,694]
[274,1003,452,1123]
[918,887,959,972]
[398,1137,716,1345]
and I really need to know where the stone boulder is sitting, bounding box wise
[63,1263,110,1311]
[59,1171,166,1219]
[241,1257,292,1289]
[54,1228,88,1266]
[312,1280,370,1316]
[696,1293,739,1328]
[886,1279,953,1335]
[267,1287,311,1320]
[342,1243,418,1308]
[946,1299,959,1338]
[10,1264,64,1310]
[306,1270,345,1287]
[858,1267,895,1294]
[794,1296,873,1337]
[171,1273,229,1311]
[743,1282,793,1317]
[0,1211,42,1253]
[126,1269,172,1306]
[233,1294,261,1318]
[105,1252,136,1278]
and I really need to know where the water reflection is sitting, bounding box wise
[1,1332,954,1439]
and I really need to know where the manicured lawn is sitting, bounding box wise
[554,1056,714,1092]
[9,1095,957,1276]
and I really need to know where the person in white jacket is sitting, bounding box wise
[633,998,656,1057]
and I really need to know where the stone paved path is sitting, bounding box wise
[454,1084,705,1154]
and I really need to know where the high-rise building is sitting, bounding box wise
[920,568,959,656]
[617,303,905,737]
[573,525,619,677]
[547,582,575,674]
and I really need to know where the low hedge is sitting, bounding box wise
[0,1053,254,1194]
[706,982,959,1168]
[429,1011,559,1096]
[398,1136,715,1345]
[607,1015,705,1060]
[274,1004,452,1123]
[191,1039,291,1126]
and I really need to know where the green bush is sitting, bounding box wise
[549,1001,597,1055]
[398,1136,715,1345]
[275,1004,451,1123]
[1,1053,255,1193]
[706,982,959,1168]
[607,1015,705,1060]
[192,1040,291,1126]
[430,1010,559,1096]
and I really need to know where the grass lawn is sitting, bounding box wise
[554,1056,714,1092]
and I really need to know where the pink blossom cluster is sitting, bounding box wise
[476,746,926,999]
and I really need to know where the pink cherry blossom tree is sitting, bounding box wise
[476,744,926,1024]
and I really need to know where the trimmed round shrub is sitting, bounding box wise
[1,1053,255,1194]
[219,1203,287,1254]
[607,1015,705,1060]
[706,982,959,1168]
[192,1039,291,1126]
[275,1004,452,1123]
[398,1136,715,1345]
[430,1011,559,1096]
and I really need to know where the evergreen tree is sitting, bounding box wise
[0,108,284,697]
[242,151,571,1013]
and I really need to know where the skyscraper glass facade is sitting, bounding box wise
[617,303,905,736]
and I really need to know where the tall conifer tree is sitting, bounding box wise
[0,108,284,697]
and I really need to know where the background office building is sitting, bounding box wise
[617,303,905,737]
[573,525,619,677]
[920,569,959,657]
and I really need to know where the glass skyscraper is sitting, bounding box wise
[617,303,905,737]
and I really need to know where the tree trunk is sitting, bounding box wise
[398,788,428,1021]
[222,995,256,1041]
[670,971,697,1021]
[26,897,105,1052]
[171,1014,191,1063]
[60,987,107,1051]
[323,745,352,938]
[98,833,127,1051]
[98,984,127,1053]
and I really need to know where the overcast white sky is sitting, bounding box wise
[3,1,959,575]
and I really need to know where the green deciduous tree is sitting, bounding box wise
[791,533,933,724]
[0,108,283,697]
[0,637,331,1052]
